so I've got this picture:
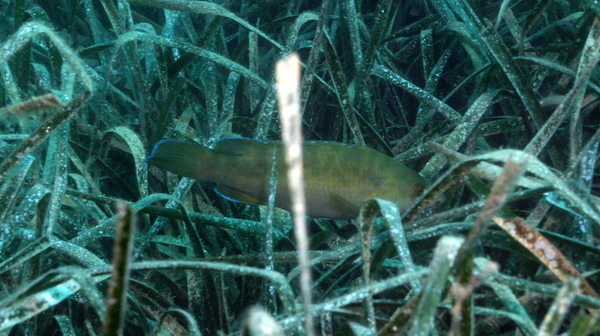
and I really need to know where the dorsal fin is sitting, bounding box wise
[214,137,269,155]
[305,140,374,153]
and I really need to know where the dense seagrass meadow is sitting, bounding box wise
[1,0,600,334]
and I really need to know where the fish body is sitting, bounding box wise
[146,138,429,219]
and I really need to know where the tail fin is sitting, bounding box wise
[146,140,211,180]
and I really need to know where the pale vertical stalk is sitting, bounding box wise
[264,147,278,311]
[276,53,314,336]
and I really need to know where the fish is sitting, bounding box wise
[146,138,429,219]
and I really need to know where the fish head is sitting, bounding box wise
[371,174,431,213]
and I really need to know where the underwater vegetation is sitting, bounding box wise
[1,0,600,334]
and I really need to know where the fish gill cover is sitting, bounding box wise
[0,0,599,335]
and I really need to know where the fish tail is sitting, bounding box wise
[146,140,213,180]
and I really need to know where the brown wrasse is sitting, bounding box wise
[146,138,429,219]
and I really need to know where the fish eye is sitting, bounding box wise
[412,185,425,197]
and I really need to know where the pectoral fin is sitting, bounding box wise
[215,185,264,205]
[329,194,360,219]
